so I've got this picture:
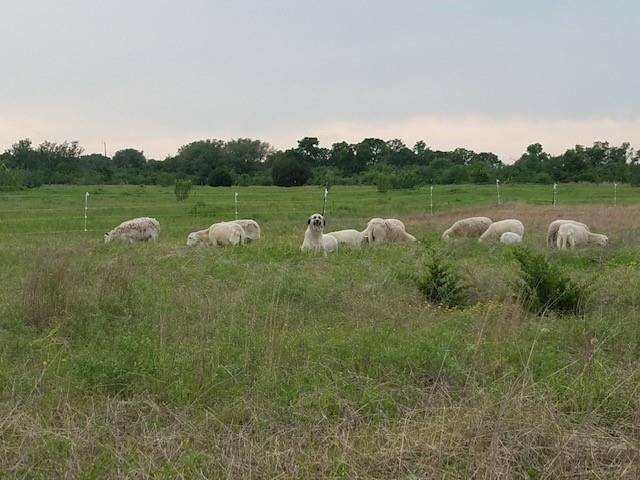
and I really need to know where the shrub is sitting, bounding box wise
[208,167,233,186]
[155,172,175,187]
[174,179,192,201]
[0,164,25,190]
[630,165,640,187]
[415,252,467,308]
[512,246,587,315]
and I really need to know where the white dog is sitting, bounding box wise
[301,213,338,255]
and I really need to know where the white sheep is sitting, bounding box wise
[186,228,211,246]
[479,219,524,243]
[500,232,522,245]
[442,217,492,240]
[104,217,160,244]
[546,219,589,248]
[233,219,261,243]
[186,219,260,246]
[556,223,608,250]
[208,222,246,247]
[326,229,365,247]
[361,218,417,245]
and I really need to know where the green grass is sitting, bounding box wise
[1,184,639,478]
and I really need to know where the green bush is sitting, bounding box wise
[208,167,234,186]
[415,252,467,308]
[174,179,192,201]
[512,246,587,315]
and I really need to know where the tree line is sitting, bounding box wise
[1,136,639,190]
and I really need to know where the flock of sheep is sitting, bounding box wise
[441,216,608,249]
[103,213,609,253]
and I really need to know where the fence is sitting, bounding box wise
[0,183,634,239]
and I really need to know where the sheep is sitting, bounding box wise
[361,218,417,245]
[556,223,608,250]
[233,219,261,243]
[326,229,365,247]
[186,228,211,246]
[104,217,160,244]
[186,219,260,246]
[442,217,492,240]
[208,222,246,247]
[546,219,589,248]
[479,219,524,243]
[500,232,522,245]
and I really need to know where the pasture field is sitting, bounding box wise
[1,184,640,478]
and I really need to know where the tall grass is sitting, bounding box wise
[1,187,639,478]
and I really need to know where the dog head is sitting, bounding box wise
[104,232,112,244]
[307,213,325,232]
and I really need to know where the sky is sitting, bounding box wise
[1,0,638,162]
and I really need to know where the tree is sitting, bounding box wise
[355,138,388,167]
[208,166,234,186]
[225,138,270,174]
[296,137,329,167]
[271,150,311,186]
[112,149,146,169]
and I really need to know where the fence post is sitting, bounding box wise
[430,185,433,215]
[552,183,557,207]
[234,192,238,220]
[614,182,617,206]
[322,187,329,217]
[496,179,501,205]
[84,192,89,232]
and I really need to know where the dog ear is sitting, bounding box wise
[307,218,311,224]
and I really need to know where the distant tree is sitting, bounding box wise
[112,148,146,169]
[271,150,311,186]
[0,163,24,190]
[296,137,329,167]
[355,138,388,167]
[225,138,270,174]
[329,142,361,174]
[208,166,234,186]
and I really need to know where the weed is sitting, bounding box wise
[513,246,587,315]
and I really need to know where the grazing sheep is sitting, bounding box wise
[479,219,524,243]
[546,219,589,248]
[361,218,417,245]
[208,222,246,247]
[556,223,608,250]
[233,219,261,243]
[500,232,522,245]
[301,213,338,255]
[104,217,160,244]
[442,217,492,240]
[186,219,260,246]
[327,229,365,247]
[186,228,211,246]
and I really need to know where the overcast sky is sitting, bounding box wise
[1,1,638,162]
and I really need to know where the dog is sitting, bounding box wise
[300,213,338,255]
